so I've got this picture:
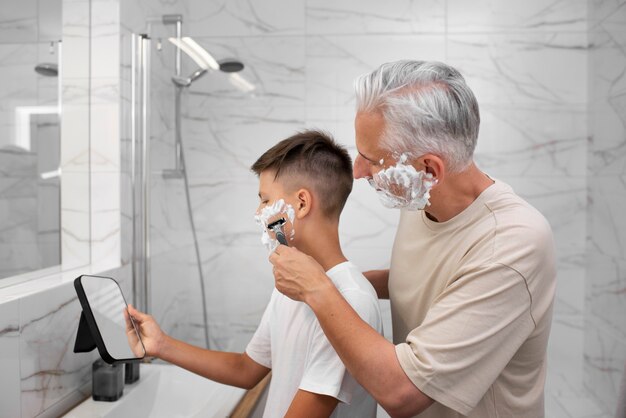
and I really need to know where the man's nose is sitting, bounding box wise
[353,154,369,180]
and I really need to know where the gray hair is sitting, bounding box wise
[354,60,480,173]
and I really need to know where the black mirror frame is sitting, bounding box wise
[73,275,145,364]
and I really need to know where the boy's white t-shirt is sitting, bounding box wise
[246,261,383,418]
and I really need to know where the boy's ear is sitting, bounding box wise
[295,188,312,219]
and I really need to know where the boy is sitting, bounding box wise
[127,130,383,417]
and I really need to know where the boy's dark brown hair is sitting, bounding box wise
[251,130,353,219]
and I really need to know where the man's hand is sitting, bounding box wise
[126,304,166,358]
[268,245,330,303]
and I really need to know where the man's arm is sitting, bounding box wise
[127,305,270,389]
[284,390,339,418]
[363,269,390,299]
[269,247,433,417]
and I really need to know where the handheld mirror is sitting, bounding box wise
[73,275,145,364]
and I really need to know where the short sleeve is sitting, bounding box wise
[299,321,353,404]
[395,263,535,415]
[245,291,276,369]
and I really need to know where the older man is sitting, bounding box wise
[269,60,556,418]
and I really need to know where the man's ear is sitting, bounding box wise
[419,154,445,184]
[295,188,312,219]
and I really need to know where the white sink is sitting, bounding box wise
[63,364,246,418]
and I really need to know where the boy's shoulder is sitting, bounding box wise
[327,261,383,330]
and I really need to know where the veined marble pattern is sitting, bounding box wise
[447,32,588,106]
[306,0,445,35]
[19,282,96,418]
[181,104,306,178]
[589,0,626,33]
[588,29,626,176]
[475,104,587,178]
[186,0,304,37]
[91,0,121,80]
[0,299,21,418]
[583,316,626,416]
[447,0,588,33]
[0,0,38,43]
[586,176,626,339]
[305,35,446,107]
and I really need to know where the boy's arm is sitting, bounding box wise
[284,390,339,418]
[127,305,270,389]
[363,269,390,299]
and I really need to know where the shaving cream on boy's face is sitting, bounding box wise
[254,198,296,254]
[367,153,437,211]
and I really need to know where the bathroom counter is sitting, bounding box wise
[63,363,246,418]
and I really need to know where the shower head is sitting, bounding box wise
[35,63,58,77]
[218,59,244,73]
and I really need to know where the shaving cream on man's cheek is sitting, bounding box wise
[368,153,437,211]
[254,199,296,254]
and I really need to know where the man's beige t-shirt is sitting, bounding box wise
[390,180,556,417]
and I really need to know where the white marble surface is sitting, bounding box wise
[19,281,95,417]
[0,299,21,418]
[63,363,246,418]
[306,0,445,35]
[186,0,304,37]
[447,0,587,33]
[305,35,446,107]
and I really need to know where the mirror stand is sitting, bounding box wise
[74,310,97,353]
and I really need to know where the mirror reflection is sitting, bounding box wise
[0,0,62,282]
[78,275,145,362]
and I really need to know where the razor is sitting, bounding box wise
[266,218,289,246]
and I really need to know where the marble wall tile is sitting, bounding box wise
[475,104,587,178]
[184,36,306,108]
[0,0,38,43]
[304,106,357,149]
[186,176,263,248]
[447,0,587,33]
[61,0,90,80]
[305,35,446,107]
[587,175,626,261]
[589,0,626,33]
[186,0,304,37]
[90,172,121,273]
[0,299,21,418]
[148,174,198,256]
[38,0,63,42]
[60,80,90,171]
[584,316,626,416]
[149,245,207,347]
[199,244,274,351]
[306,0,445,35]
[19,282,96,418]
[91,0,120,80]
[181,104,306,178]
[447,32,588,106]
[588,29,626,176]
[60,171,90,270]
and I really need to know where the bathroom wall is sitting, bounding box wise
[585,0,626,414]
[169,5,590,415]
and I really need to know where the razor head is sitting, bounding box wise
[266,218,286,231]
[266,218,288,246]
